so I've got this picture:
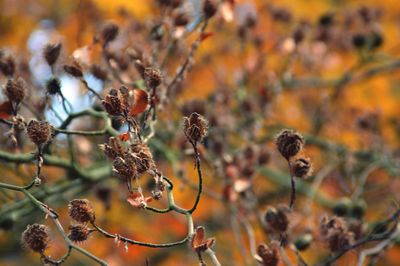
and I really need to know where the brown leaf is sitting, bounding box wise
[192,226,206,249]
[0,101,13,119]
[118,132,130,142]
[129,89,149,116]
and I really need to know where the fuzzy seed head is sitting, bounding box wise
[183,112,208,144]
[44,43,62,66]
[255,243,279,266]
[5,77,26,104]
[264,206,289,233]
[21,224,50,253]
[0,54,16,77]
[27,120,54,147]
[291,157,312,178]
[46,77,62,95]
[68,199,95,223]
[144,67,162,88]
[129,142,156,174]
[68,224,91,243]
[275,129,304,160]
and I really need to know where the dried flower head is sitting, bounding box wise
[144,67,162,88]
[5,77,26,105]
[183,112,208,144]
[102,89,124,116]
[46,77,62,95]
[203,0,218,19]
[44,43,62,66]
[101,22,119,46]
[290,157,312,178]
[21,224,50,253]
[320,216,354,252]
[113,156,138,180]
[0,54,16,77]
[100,137,125,160]
[129,142,155,174]
[275,129,304,160]
[63,64,83,78]
[68,199,95,223]
[68,224,91,243]
[255,243,279,266]
[264,206,289,233]
[27,120,54,147]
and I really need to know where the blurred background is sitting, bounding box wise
[0,0,400,265]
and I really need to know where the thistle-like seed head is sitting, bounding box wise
[68,224,91,243]
[21,224,50,253]
[68,199,95,223]
[26,120,54,147]
[275,129,304,160]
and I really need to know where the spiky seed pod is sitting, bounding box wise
[68,224,91,243]
[255,243,280,266]
[203,0,218,19]
[112,156,138,180]
[129,142,155,174]
[46,77,62,95]
[21,224,50,253]
[264,206,289,233]
[63,64,83,78]
[101,22,119,45]
[102,89,123,116]
[90,65,108,81]
[0,54,16,77]
[5,77,26,104]
[183,112,208,144]
[68,199,95,223]
[27,120,54,147]
[143,67,162,88]
[290,157,312,178]
[44,43,62,66]
[275,129,304,160]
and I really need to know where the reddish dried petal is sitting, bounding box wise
[200,32,214,42]
[129,89,149,116]
[0,101,13,119]
[118,132,130,142]
[192,226,206,249]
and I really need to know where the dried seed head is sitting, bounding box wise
[183,112,208,144]
[90,64,108,81]
[264,206,289,233]
[320,216,354,252]
[290,157,312,178]
[21,224,50,253]
[0,54,16,77]
[68,199,95,223]
[113,156,138,180]
[5,77,26,104]
[46,77,62,95]
[275,129,304,160]
[63,64,83,78]
[144,67,162,88]
[27,120,54,147]
[102,89,124,116]
[203,0,218,19]
[174,12,190,27]
[129,142,156,174]
[68,224,91,243]
[101,22,119,45]
[44,43,62,66]
[255,243,279,266]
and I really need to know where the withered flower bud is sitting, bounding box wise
[255,243,279,266]
[22,224,49,253]
[203,0,218,19]
[101,22,119,45]
[264,206,289,233]
[113,156,138,179]
[68,199,95,223]
[320,216,354,252]
[0,54,16,77]
[174,13,190,27]
[129,142,156,174]
[63,64,83,78]
[68,224,91,243]
[27,120,54,147]
[144,67,162,88]
[290,157,312,178]
[90,64,108,81]
[275,129,304,160]
[183,112,208,144]
[46,77,62,95]
[44,43,62,66]
[5,77,26,104]
[102,89,123,116]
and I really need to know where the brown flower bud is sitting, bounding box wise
[255,243,279,266]
[129,142,156,174]
[0,54,16,77]
[27,120,54,147]
[44,43,62,66]
[5,77,26,104]
[144,67,162,88]
[203,0,218,19]
[290,157,312,178]
[63,64,83,78]
[275,129,304,160]
[68,224,91,243]
[22,224,50,253]
[68,199,95,223]
[101,22,119,45]
[46,77,62,95]
[183,112,208,144]
[264,206,289,233]
[90,64,108,81]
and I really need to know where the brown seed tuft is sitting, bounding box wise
[264,206,289,233]
[255,243,280,266]
[101,22,119,46]
[21,224,50,253]
[68,224,91,243]
[27,120,54,147]
[275,129,304,160]
[183,112,208,144]
[5,77,26,105]
[102,89,124,116]
[44,43,62,66]
[129,142,156,174]
[290,157,312,178]
[68,199,95,223]
[0,54,16,77]
[144,67,162,88]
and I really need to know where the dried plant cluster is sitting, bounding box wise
[0,1,399,266]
